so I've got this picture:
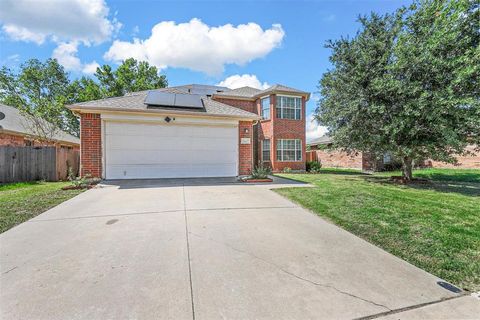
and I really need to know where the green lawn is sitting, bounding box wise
[275,168,480,292]
[0,181,84,233]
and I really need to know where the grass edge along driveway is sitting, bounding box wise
[0,181,84,233]
[274,168,480,292]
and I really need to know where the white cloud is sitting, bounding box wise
[52,42,82,71]
[0,0,120,44]
[104,18,285,75]
[306,113,328,142]
[217,74,270,90]
[82,61,100,74]
[52,42,99,74]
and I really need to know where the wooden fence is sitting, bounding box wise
[0,146,79,183]
[306,150,318,162]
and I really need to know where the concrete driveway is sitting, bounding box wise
[0,177,466,319]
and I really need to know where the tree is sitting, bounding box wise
[0,59,79,140]
[95,58,168,97]
[316,0,479,181]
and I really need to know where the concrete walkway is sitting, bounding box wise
[0,177,473,319]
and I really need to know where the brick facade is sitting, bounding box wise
[308,145,480,171]
[310,149,363,170]
[0,133,26,146]
[426,145,480,169]
[0,132,79,150]
[212,97,256,114]
[219,94,307,173]
[80,113,102,177]
[238,121,254,175]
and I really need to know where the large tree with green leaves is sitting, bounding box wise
[94,58,168,97]
[316,0,479,181]
[0,58,79,139]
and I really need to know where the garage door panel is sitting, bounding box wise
[108,136,192,151]
[105,121,239,179]
[107,163,236,179]
[107,150,238,165]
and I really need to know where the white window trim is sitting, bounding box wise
[276,95,302,120]
[276,139,302,162]
[261,139,271,162]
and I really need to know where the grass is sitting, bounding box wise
[0,181,84,233]
[275,168,480,292]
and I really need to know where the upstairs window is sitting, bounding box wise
[276,139,302,161]
[261,97,270,120]
[276,96,302,120]
[262,139,271,161]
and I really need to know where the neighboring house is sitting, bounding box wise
[0,103,80,182]
[69,84,309,180]
[307,135,381,171]
[0,103,80,148]
[308,135,480,170]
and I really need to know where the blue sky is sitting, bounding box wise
[0,0,410,139]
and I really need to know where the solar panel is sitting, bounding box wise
[144,91,175,106]
[174,93,203,108]
[145,91,204,109]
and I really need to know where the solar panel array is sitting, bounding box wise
[144,91,203,109]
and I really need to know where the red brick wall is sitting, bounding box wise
[426,145,480,169]
[213,97,257,114]
[239,121,253,175]
[0,133,26,146]
[314,149,362,169]
[257,97,273,168]
[271,95,306,172]
[80,113,102,177]
[0,132,79,150]
[215,94,307,172]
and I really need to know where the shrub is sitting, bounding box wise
[251,164,272,179]
[306,161,322,173]
[282,167,292,173]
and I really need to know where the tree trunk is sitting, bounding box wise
[402,156,413,182]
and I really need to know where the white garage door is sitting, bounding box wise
[105,121,239,179]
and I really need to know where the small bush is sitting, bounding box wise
[306,161,322,173]
[283,167,292,173]
[251,164,272,179]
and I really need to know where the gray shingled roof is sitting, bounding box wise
[307,135,333,146]
[214,84,309,99]
[256,84,309,97]
[214,86,261,98]
[0,104,80,145]
[69,89,260,120]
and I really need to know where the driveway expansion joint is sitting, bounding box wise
[189,232,391,312]
[183,184,196,320]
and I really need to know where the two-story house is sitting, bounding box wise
[69,84,309,179]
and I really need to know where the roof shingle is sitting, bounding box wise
[69,89,260,120]
[0,104,80,144]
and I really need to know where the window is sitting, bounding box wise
[261,97,270,120]
[276,139,302,161]
[276,96,302,120]
[262,139,271,161]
